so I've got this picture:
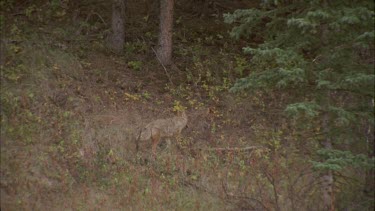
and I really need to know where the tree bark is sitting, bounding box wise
[321,92,334,211]
[319,2,334,207]
[364,99,374,196]
[157,0,174,66]
[108,0,126,53]
[0,39,6,66]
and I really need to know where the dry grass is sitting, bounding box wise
[1,2,373,209]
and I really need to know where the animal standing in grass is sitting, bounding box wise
[137,111,188,157]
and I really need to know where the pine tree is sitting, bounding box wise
[225,0,374,209]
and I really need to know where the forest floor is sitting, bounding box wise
[0,1,346,210]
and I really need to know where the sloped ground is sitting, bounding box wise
[0,27,290,209]
[0,33,320,210]
[0,31,260,209]
[2,1,372,210]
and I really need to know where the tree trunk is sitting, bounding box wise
[157,0,174,66]
[364,99,374,196]
[321,134,334,210]
[108,0,126,53]
[321,93,334,211]
[0,39,6,66]
[319,2,334,207]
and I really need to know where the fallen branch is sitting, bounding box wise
[200,146,266,151]
[151,47,174,86]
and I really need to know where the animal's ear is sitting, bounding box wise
[177,110,186,116]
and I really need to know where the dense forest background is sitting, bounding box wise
[0,0,374,210]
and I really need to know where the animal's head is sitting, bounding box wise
[173,101,187,117]
[178,110,187,118]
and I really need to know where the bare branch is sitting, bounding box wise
[200,146,266,151]
[151,47,174,86]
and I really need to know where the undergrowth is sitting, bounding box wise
[1,1,373,210]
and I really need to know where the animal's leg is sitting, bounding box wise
[166,139,171,149]
[151,128,160,158]
[136,139,139,152]
[136,129,143,152]
[152,138,157,158]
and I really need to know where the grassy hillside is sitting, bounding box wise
[1,0,373,210]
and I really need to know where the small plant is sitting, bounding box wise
[124,42,136,54]
[173,100,187,112]
[141,91,151,100]
[2,64,25,82]
[127,60,142,71]
[124,41,148,55]
[124,92,141,101]
[234,56,248,76]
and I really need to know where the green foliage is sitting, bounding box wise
[311,149,375,171]
[285,102,321,117]
[1,0,373,209]
[226,0,374,140]
[173,100,187,112]
[234,56,248,76]
[124,41,148,55]
[127,60,143,71]
[230,47,307,91]
[226,1,374,208]
[2,64,26,82]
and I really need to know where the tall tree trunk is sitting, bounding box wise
[0,39,6,66]
[157,0,174,66]
[319,2,334,207]
[321,92,334,211]
[364,99,374,195]
[108,0,126,53]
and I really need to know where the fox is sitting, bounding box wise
[137,110,188,157]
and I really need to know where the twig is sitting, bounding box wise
[91,12,106,25]
[200,146,266,151]
[151,47,174,86]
